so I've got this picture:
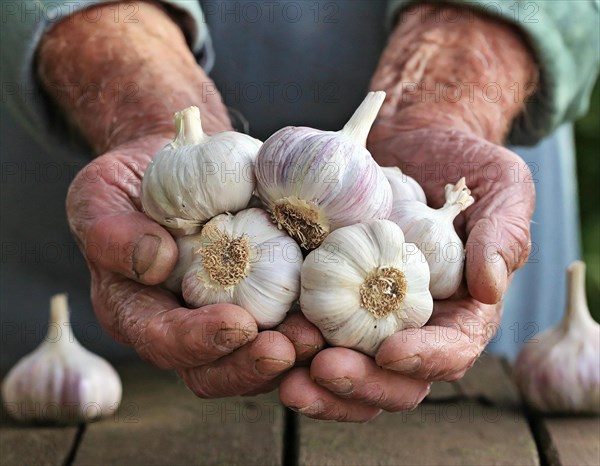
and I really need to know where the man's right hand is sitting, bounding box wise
[66,134,325,397]
[38,1,324,397]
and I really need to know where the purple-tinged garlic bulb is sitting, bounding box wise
[255,91,392,249]
[1,294,122,424]
[514,261,599,413]
[381,166,427,204]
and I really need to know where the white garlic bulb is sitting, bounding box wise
[141,106,262,235]
[164,233,205,293]
[389,178,474,299]
[381,166,427,204]
[255,91,392,249]
[300,220,433,356]
[180,208,302,329]
[1,294,122,424]
[514,261,600,413]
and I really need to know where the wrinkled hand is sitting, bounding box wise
[67,136,323,397]
[278,118,535,421]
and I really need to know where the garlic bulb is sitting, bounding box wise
[141,106,262,235]
[389,178,474,299]
[181,208,302,329]
[514,261,599,413]
[1,294,122,424]
[164,233,205,293]
[300,219,433,356]
[382,166,426,204]
[255,91,392,249]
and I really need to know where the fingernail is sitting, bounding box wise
[254,357,293,376]
[314,376,353,396]
[384,355,422,373]
[298,399,324,416]
[133,234,161,277]
[213,328,249,352]
[417,383,432,404]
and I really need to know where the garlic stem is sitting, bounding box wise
[48,293,75,348]
[564,260,595,332]
[340,91,386,146]
[49,293,69,328]
[442,177,475,218]
[172,106,206,148]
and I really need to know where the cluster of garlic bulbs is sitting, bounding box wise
[138,92,475,354]
[2,95,478,427]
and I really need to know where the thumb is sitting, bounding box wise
[465,158,535,304]
[67,152,177,285]
[85,212,177,285]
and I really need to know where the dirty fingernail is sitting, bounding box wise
[254,357,293,376]
[133,234,161,277]
[384,355,422,373]
[298,399,324,416]
[214,328,248,352]
[314,376,353,396]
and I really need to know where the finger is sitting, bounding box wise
[465,149,535,304]
[67,151,178,285]
[91,268,257,368]
[179,331,295,398]
[279,368,381,422]
[310,348,430,412]
[375,298,500,381]
[276,312,326,362]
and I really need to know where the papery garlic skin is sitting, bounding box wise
[141,106,262,236]
[181,208,302,329]
[389,178,474,299]
[300,220,433,356]
[255,91,392,249]
[382,166,426,204]
[1,294,122,424]
[514,261,600,414]
[164,233,205,293]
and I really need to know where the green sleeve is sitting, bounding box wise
[387,0,600,145]
[0,0,211,155]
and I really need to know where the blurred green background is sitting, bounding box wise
[574,79,599,322]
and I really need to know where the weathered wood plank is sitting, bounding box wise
[0,403,77,466]
[540,416,600,466]
[0,428,78,466]
[455,353,521,406]
[73,363,283,466]
[299,355,539,465]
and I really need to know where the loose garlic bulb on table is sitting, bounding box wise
[255,91,392,249]
[381,166,426,204]
[300,220,433,356]
[141,106,262,235]
[514,261,599,413]
[180,208,302,329]
[389,178,474,299]
[1,294,122,424]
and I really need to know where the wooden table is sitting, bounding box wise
[1,354,598,465]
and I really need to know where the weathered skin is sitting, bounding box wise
[279,4,538,421]
[39,1,537,421]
